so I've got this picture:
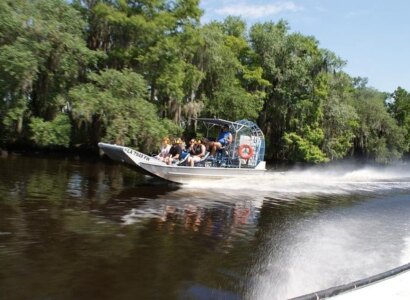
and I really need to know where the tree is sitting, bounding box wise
[320,72,358,160]
[73,0,204,123]
[353,85,408,163]
[29,114,71,147]
[195,19,266,121]
[249,20,343,161]
[68,69,180,152]
[0,0,96,146]
[388,87,410,144]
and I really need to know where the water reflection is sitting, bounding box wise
[105,187,263,246]
[1,155,410,300]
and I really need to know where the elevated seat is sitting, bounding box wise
[215,142,232,167]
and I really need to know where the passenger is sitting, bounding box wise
[165,138,183,165]
[202,138,210,151]
[187,138,196,155]
[210,125,232,156]
[187,139,206,167]
[179,136,187,152]
[179,138,191,160]
[156,137,171,161]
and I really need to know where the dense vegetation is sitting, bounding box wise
[1,0,409,163]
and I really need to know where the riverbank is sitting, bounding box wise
[1,143,409,169]
[0,143,101,159]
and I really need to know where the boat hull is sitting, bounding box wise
[139,162,266,183]
[98,143,266,184]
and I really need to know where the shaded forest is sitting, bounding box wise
[1,0,410,163]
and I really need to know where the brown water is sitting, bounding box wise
[1,154,410,299]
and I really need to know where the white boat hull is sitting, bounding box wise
[98,143,266,184]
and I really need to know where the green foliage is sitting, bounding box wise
[249,20,339,160]
[0,0,97,145]
[353,86,408,163]
[210,82,263,121]
[320,73,358,160]
[197,21,266,121]
[388,87,410,143]
[81,0,203,123]
[283,130,328,163]
[29,114,71,147]
[221,16,246,38]
[1,96,27,146]
[0,1,407,164]
[68,69,176,152]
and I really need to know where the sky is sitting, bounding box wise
[200,0,410,93]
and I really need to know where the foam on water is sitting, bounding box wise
[121,164,410,298]
[401,236,410,265]
[185,165,410,196]
[237,165,410,300]
[247,216,397,299]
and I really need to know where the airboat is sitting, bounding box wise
[98,118,266,184]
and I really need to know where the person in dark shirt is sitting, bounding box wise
[187,139,206,167]
[186,138,196,155]
[165,138,183,165]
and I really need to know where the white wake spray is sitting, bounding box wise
[235,164,410,300]
[184,164,410,196]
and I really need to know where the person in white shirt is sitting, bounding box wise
[156,137,171,161]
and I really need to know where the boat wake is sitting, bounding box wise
[116,163,410,299]
[120,163,410,299]
[184,164,410,196]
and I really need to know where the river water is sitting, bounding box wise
[1,154,410,300]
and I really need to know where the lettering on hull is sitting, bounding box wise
[124,147,151,162]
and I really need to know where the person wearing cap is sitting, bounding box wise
[156,137,171,161]
[210,125,232,156]
[165,138,183,165]
[187,139,207,167]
